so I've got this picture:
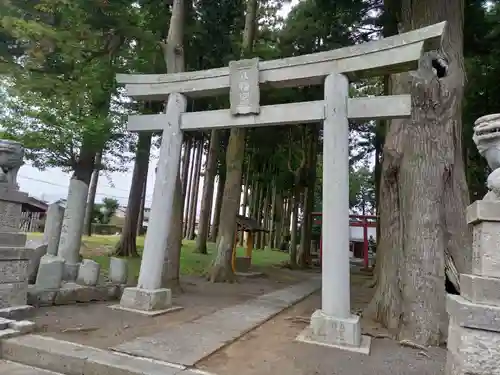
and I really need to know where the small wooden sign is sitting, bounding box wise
[229,58,260,115]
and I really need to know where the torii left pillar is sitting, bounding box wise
[297,74,371,354]
[112,93,186,316]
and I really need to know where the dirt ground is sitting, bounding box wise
[197,272,447,375]
[31,267,313,349]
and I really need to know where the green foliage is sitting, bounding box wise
[92,197,120,225]
[0,0,139,173]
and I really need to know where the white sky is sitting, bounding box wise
[18,0,301,209]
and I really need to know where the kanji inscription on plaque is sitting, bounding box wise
[229,58,260,115]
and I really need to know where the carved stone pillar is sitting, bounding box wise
[445,114,500,374]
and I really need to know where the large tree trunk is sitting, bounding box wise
[268,179,276,248]
[196,130,219,254]
[255,183,265,249]
[272,191,283,248]
[209,0,258,282]
[289,189,300,268]
[299,127,318,267]
[83,152,102,236]
[137,176,147,236]
[365,0,470,346]
[209,172,225,242]
[188,139,203,240]
[160,0,187,290]
[239,160,251,246]
[282,195,291,244]
[114,133,152,257]
[184,141,196,237]
[261,184,270,247]
[181,138,192,234]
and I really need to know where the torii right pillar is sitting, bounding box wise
[297,73,371,354]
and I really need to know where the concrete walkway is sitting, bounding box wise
[111,277,321,366]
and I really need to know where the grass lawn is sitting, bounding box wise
[28,233,288,280]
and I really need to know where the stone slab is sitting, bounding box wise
[0,316,12,329]
[111,319,243,367]
[447,319,500,374]
[35,255,64,290]
[467,200,500,224]
[296,327,371,355]
[0,360,65,375]
[0,259,29,283]
[0,282,28,308]
[108,304,183,317]
[0,199,24,232]
[0,247,34,260]
[447,294,500,332]
[112,278,321,366]
[27,282,124,307]
[120,287,172,312]
[460,273,500,306]
[1,335,187,375]
[471,221,500,278]
[0,305,34,320]
[9,320,36,334]
[0,328,21,339]
[0,232,27,247]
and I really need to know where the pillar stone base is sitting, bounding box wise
[296,309,371,355]
[110,287,183,316]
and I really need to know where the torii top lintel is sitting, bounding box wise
[116,21,446,101]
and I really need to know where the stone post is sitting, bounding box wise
[57,178,89,280]
[445,113,500,374]
[0,139,34,319]
[297,74,370,354]
[43,202,64,256]
[117,93,186,315]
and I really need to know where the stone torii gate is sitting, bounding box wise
[115,21,446,354]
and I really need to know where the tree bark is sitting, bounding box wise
[188,139,203,240]
[114,133,152,257]
[184,140,196,237]
[137,176,147,236]
[83,152,102,237]
[195,130,219,254]
[273,192,283,248]
[255,183,265,249]
[365,0,470,346]
[209,0,258,282]
[160,0,187,290]
[289,189,299,268]
[181,137,192,233]
[269,179,276,248]
[239,160,251,246]
[299,126,319,267]
[209,172,225,242]
[261,184,270,247]
[282,195,291,245]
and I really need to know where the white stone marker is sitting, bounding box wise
[58,178,88,280]
[297,74,369,354]
[35,254,65,290]
[43,202,65,256]
[77,259,100,286]
[117,93,186,314]
[109,257,128,284]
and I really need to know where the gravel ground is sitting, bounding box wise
[198,292,446,375]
